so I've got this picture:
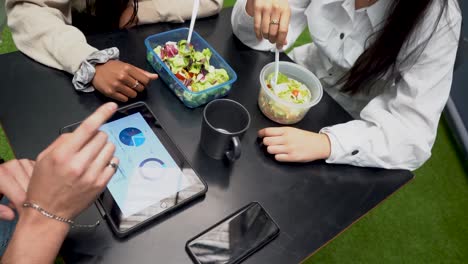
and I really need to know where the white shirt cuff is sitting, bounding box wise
[320,125,361,164]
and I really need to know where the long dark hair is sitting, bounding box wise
[341,0,459,95]
[73,0,139,34]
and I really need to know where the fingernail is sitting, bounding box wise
[0,211,12,221]
[107,102,118,111]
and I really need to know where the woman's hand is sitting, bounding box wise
[259,127,331,162]
[26,103,119,220]
[0,159,35,220]
[92,60,158,102]
[245,0,291,48]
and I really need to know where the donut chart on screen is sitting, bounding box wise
[139,158,166,180]
[119,127,146,147]
[139,158,166,168]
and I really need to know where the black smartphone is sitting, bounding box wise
[186,202,280,264]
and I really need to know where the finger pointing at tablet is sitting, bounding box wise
[68,103,118,152]
[28,102,118,220]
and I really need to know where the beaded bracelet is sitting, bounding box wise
[23,202,100,228]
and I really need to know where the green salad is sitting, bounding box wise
[154,40,229,92]
[266,72,311,104]
[258,71,313,124]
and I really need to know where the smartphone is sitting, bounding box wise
[186,202,280,264]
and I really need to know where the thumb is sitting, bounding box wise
[0,205,16,221]
[145,71,159,80]
[135,67,158,80]
[137,68,158,80]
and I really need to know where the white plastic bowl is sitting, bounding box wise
[258,61,323,124]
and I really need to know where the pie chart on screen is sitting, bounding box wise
[119,127,146,147]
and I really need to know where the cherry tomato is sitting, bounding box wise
[292,90,299,97]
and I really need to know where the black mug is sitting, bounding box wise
[200,99,251,161]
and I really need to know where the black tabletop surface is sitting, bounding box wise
[0,9,413,264]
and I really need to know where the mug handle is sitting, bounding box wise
[226,136,241,161]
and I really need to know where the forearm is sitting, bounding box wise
[2,209,69,263]
[6,0,97,74]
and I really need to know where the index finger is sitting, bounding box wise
[65,103,118,152]
[258,127,285,138]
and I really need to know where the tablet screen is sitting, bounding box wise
[100,112,191,217]
[62,103,206,235]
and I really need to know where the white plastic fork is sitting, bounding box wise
[187,0,200,45]
[274,48,280,86]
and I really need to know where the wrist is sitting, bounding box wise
[2,205,70,264]
[318,133,332,160]
[73,48,119,93]
[19,206,70,234]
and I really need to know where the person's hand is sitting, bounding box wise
[26,103,119,220]
[259,127,331,162]
[119,4,138,29]
[0,159,35,220]
[245,0,290,48]
[92,60,158,102]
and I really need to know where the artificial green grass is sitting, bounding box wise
[0,27,17,55]
[303,117,468,263]
[0,27,17,162]
[0,124,14,161]
[1,1,467,263]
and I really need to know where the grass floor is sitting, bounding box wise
[0,27,16,55]
[1,1,467,263]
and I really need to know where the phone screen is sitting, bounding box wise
[186,203,280,264]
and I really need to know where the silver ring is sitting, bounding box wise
[132,80,140,89]
[108,161,118,170]
[270,19,280,25]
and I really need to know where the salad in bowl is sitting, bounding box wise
[258,62,323,125]
[154,40,229,92]
[265,72,312,105]
[145,28,237,108]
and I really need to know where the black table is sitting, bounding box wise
[0,9,413,264]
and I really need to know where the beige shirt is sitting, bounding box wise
[6,0,223,74]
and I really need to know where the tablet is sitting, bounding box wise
[61,102,207,237]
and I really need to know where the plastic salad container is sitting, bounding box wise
[258,61,323,124]
[145,28,237,108]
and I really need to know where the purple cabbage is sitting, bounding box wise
[164,43,179,58]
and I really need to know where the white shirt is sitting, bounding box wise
[232,0,462,171]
